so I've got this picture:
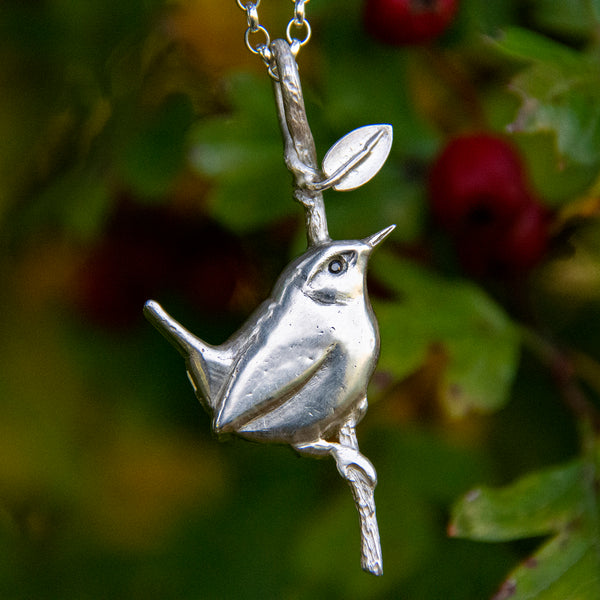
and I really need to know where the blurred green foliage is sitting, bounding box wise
[1,0,600,598]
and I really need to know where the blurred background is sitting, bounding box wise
[1,0,600,598]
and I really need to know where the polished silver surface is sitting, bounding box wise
[321,124,393,192]
[145,40,393,576]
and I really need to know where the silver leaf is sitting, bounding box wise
[321,124,393,192]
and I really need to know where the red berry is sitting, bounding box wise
[429,134,532,235]
[73,206,177,329]
[454,201,549,278]
[428,133,549,277]
[72,204,251,330]
[500,202,549,273]
[364,0,459,46]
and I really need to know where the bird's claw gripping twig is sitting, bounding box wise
[332,444,378,488]
[294,438,377,488]
[293,433,381,576]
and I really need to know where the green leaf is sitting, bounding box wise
[493,27,584,68]
[118,93,195,199]
[491,27,600,169]
[510,70,600,167]
[513,133,596,206]
[189,72,295,232]
[190,115,292,232]
[450,447,600,599]
[529,0,600,39]
[372,253,520,415]
[494,531,600,600]
[450,460,587,541]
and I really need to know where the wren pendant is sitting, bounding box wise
[145,40,394,576]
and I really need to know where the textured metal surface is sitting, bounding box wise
[145,39,393,576]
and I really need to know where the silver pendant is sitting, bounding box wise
[145,40,393,576]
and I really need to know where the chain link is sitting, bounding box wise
[237,1,311,74]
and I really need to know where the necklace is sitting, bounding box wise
[145,1,394,576]
[237,0,312,73]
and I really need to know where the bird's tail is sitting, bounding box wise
[144,300,202,357]
[144,300,226,412]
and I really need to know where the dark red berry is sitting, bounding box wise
[72,203,251,330]
[364,0,459,46]
[428,133,549,277]
[499,202,549,273]
[429,134,531,235]
[454,202,549,278]
[74,220,173,330]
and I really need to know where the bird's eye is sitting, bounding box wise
[328,258,345,274]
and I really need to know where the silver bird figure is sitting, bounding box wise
[144,224,393,464]
[145,40,394,575]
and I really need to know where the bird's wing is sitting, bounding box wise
[214,328,337,434]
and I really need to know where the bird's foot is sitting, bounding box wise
[331,444,377,488]
[294,439,377,488]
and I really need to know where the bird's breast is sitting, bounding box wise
[215,290,380,444]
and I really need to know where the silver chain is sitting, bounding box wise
[237,1,311,74]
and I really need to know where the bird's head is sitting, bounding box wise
[278,225,395,305]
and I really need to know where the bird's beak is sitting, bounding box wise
[364,224,396,249]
